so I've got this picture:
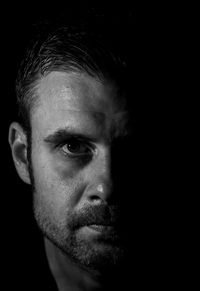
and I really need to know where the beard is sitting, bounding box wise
[33,199,126,274]
[27,137,126,274]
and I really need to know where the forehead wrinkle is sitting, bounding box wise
[31,71,129,141]
[36,72,108,114]
[40,109,108,141]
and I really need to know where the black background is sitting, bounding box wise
[1,2,189,289]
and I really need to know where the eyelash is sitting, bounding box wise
[56,139,94,159]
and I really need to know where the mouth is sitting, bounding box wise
[87,224,116,232]
[85,224,122,245]
[77,224,122,245]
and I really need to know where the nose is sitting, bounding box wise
[84,149,113,204]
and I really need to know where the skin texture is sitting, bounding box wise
[9,71,134,290]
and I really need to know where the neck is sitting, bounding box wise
[44,238,102,291]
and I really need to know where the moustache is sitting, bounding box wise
[67,204,121,231]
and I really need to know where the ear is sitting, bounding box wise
[8,122,31,184]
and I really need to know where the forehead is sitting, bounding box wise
[32,71,128,139]
[37,71,117,113]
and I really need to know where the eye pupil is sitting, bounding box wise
[67,141,80,153]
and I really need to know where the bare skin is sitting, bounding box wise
[9,71,132,290]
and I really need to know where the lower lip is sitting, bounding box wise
[87,225,114,232]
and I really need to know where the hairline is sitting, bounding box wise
[26,67,115,129]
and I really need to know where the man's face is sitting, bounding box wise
[30,71,132,272]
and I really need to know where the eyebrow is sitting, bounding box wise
[44,128,98,144]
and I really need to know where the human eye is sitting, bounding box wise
[59,138,93,159]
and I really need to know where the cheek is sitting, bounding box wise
[31,149,87,215]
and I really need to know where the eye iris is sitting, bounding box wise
[67,141,81,153]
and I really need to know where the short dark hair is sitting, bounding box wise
[16,15,133,132]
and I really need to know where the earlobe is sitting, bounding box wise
[8,122,31,185]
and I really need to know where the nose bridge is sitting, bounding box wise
[86,146,113,202]
[99,146,111,175]
[95,146,112,185]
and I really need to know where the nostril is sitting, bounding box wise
[86,181,113,203]
[89,194,102,201]
[88,194,105,205]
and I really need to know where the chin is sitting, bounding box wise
[46,228,125,274]
[34,206,125,274]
